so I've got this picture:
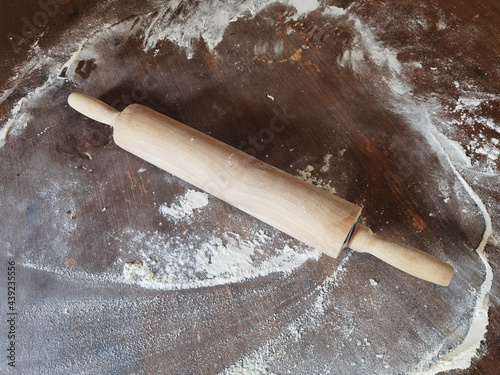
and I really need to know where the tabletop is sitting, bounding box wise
[0,1,499,374]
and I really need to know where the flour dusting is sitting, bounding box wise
[338,13,410,97]
[1,1,497,373]
[143,0,278,58]
[446,92,500,174]
[296,164,336,194]
[142,0,322,58]
[159,189,209,219]
[0,97,30,148]
[221,252,354,374]
[323,5,347,17]
[320,153,333,173]
[335,9,495,373]
[286,0,320,20]
[0,43,86,148]
[121,229,321,290]
[411,149,493,374]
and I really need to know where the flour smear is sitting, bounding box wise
[333,7,495,374]
[159,189,209,219]
[143,0,321,57]
[121,228,321,290]
[220,252,354,375]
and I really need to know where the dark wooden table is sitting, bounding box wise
[1,1,499,374]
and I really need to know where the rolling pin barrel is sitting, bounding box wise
[67,93,361,259]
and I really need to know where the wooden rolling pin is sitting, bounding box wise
[68,93,454,286]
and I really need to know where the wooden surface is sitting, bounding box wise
[0,1,499,374]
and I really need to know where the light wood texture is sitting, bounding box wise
[68,93,119,126]
[349,224,454,286]
[67,93,454,285]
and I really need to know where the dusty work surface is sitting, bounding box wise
[0,1,499,374]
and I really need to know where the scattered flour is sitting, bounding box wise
[273,40,284,55]
[335,9,495,374]
[0,97,30,148]
[411,143,494,374]
[0,50,48,104]
[220,252,354,374]
[159,189,209,219]
[489,232,500,247]
[323,5,347,17]
[286,0,320,20]
[1,2,496,373]
[0,43,87,148]
[447,92,500,174]
[337,13,410,97]
[296,164,336,194]
[121,229,321,290]
[143,0,276,57]
[23,225,321,293]
[320,153,333,173]
[142,0,321,57]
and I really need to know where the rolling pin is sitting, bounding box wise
[68,93,454,286]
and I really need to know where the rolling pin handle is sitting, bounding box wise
[68,93,119,127]
[347,224,454,286]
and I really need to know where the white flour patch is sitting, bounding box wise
[23,225,320,292]
[489,232,500,247]
[339,16,402,75]
[286,0,320,20]
[323,5,347,17]
[446,91,500,174]
[21,260,121,285]
[120,229,321,290]
[469,139,499,162]
[159,189,209,219]
[273,40,284,55]
[0,50,47,105]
